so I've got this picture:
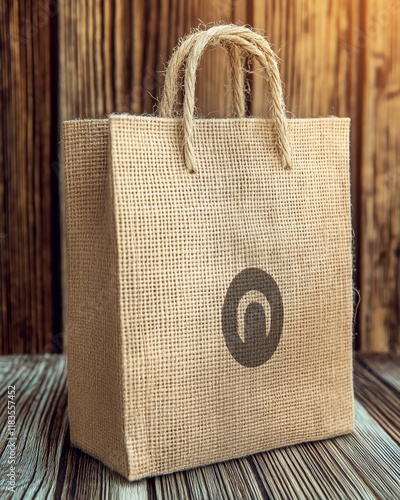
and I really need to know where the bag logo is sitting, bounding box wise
[222,268,284,367]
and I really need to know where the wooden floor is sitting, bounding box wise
[0,354,399,499]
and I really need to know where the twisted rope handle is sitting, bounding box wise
[226,44,246,118]
[159,25,292,173]
[159,31,246,118]
[183,25,292,173]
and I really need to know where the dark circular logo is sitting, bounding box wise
[222,268,284,367]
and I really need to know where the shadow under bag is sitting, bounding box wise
[63,24,354,481]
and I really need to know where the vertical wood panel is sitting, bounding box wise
[0,1,58,353]
[360,0,400,353]
[56,1,400,354]
[58,0,364,349]
[59,1,254,120]
[3,1,398,353]
[250,0,362,349]
[251,1,361,216]
[243,0,400,353]
[58,1,247,344]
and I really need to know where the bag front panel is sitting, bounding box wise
[109,115,354,479]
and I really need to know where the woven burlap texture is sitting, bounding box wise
[64,116,354,480]
[64,24,354,482]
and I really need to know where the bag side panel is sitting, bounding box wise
[63,119,128,478]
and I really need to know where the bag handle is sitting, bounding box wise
[159,31,246,118]
[161,25,292,173]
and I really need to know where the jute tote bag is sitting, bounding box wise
[64,25,354,481]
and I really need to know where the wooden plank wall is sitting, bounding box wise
[360,0,400,353]
[1,1,399,352]
[0,1,60,353]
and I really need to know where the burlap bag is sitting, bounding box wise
[64,25,354,481]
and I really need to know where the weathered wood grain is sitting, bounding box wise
[361,353,400,391]
[0,1,59,353]
[2,1,399,353]
[354,356,400,445]
[359,0,400,353]
[58,0,364,350]
[250,1,361,180]
[248,0,363,350]
[59,0,252,120]
[0,355,399,498]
